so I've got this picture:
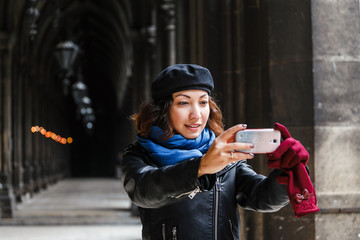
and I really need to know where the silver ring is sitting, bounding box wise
[231,150,234,160]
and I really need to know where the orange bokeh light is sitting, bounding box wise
[51,133,57,139]
[31,125,73,145]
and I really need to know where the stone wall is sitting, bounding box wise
[311,0,360,239]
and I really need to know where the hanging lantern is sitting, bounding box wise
[71,73,88,104]
[55,41,80,95]
[26,0,40,40]
[55,41,80,72]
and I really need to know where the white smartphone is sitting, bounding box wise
[235,129,281,154]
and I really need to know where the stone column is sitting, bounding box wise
[158,0,176,67]
[243,0,316,239]
[311,0,360,239]
[220,0,246,127]
[0,31,15,218]
[12,64,25,200]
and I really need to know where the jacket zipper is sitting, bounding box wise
[162,224,177,240]
[162,224,166,240]
[172,226,177,240]
[229,219,233,234]
[188,186,201,199]
[214,176,221,240]
[172,186,201,199]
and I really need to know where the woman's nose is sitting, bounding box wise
[190,106,201,119]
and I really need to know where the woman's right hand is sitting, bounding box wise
[198,124,254,177]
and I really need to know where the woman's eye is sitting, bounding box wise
[200,101,208,105]
[178,101,188,105]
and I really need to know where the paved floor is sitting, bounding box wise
[0,178,142,240]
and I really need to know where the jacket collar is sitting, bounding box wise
[217,160,248,176]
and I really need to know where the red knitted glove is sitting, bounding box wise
[267,123,319,217]
[283,164,320,217]
[267,123,309,169]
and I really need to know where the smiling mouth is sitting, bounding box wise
[185,124,201,128]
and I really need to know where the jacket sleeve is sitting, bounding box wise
[235,161,289,212]
[120,144,214,209]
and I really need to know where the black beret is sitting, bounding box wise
[151,64,214,102]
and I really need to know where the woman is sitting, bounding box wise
[121,64,316,240]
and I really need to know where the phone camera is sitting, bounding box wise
[272,139,277,144]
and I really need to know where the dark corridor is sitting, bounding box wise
[44,0,135,177]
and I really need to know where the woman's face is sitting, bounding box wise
[170,89,210,139]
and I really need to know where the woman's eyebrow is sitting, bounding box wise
[173,93,209,99]
[174,93,190,98]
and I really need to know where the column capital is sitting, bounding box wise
[160,0,176,26]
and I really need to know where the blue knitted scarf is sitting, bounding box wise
[137,126,215,166]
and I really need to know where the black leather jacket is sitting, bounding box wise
[121,142,289,240]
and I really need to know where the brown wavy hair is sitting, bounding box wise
[132,95,224,140]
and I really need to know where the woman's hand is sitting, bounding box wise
[198,124,254,177]
[267,123,309,170]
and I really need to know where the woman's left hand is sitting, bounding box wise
[267,123,309,169]
[198,124,254,177]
